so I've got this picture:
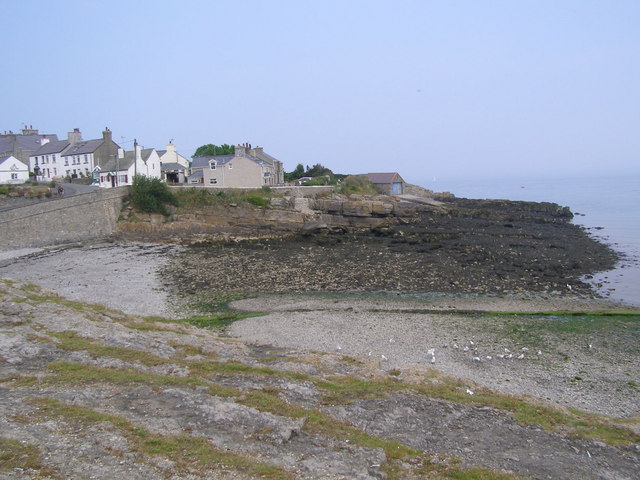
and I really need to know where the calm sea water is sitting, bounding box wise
[418,174,640,306]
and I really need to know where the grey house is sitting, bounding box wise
[366,172,406,195]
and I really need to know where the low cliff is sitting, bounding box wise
[115,193,430,243]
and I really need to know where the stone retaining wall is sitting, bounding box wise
[0,188,128,248]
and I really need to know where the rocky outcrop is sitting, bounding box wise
[115,193,425,243]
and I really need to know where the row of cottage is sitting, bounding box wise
[0,126,284,189]
[2,126,406,194]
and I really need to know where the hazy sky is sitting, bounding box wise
[3,0,639,186]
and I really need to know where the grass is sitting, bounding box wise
[175,312,262,329]
[26,397,292,479]
[0,437,56,477]
[174,188,278,211]
[48,331,170,366]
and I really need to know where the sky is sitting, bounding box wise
[3,0,639,187]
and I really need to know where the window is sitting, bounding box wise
[209,161,216,170]
[64,158,69,166]
[209,178,218,184]
[84,155,88,164]
[54,168,57,175]
[228,163,233,169]
[11,173,18,180]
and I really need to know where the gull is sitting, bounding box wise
[567,284,572,291]
[504,348,511,353]
[427,348,435,357]
[469,340,475,346]
[367,351,372,357]
[335,345,342,352]
[472,357,481,362]
[505,354,513,359]
[517,353,525,359]
[463,346,469,352]
[588,344,593,349]
[453,343,459,349]
[522,347,529,352]
[389,338,395,343]
[381,354,388,362]
[486,355,492,360]
[537,350,542,355]
[431,356,436,364]
[466,388,474,395]
[497,354,505,359]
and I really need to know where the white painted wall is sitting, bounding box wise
[0,156,30,184]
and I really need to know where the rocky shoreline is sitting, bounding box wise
[164,197,618,299]
[1,195,638,479]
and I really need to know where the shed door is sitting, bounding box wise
[392,182,403,194]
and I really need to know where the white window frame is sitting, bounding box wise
[209,178,218,184]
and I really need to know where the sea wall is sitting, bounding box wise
[0,188,127,248]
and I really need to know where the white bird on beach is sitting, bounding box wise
[463,346,469,352]
[486,355,492,360]
[472,357,481,362]
[335,345,342,352]
[517,353,525,359]
[537,350,542,355]
[431,356,436,364]
[381,354,388,362]
[427,348,435,357]
[466,388,474,395]
[567,284,572,291]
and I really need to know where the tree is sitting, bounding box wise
[284,163,305,182]
[193,144,235,157]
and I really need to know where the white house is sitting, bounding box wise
[0,155,29,184]
[60,128,120,179]
[158,141,190,184]
[98,146,161,188]
[157,141,190,168]
[30,138,70,182]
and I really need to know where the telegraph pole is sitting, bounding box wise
[133,138,138,177]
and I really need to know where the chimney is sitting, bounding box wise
[67,128,82,145]
[21,126,39,135]
[166,142,176,153]
[102,127,112,144]
[235,144,246,156]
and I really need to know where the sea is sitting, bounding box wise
[418,173,640,307]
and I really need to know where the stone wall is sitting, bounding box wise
[0,188,128,248]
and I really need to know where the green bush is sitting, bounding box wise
[247,194,270,208]
[337,175,379,194]
[130,176,178,215]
